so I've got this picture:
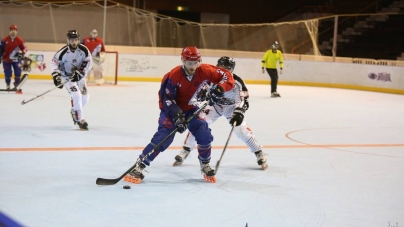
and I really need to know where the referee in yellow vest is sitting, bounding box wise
[261,41,284,97]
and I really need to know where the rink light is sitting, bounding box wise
[177,6,189,11]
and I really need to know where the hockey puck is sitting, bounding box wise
[123,185,131,189]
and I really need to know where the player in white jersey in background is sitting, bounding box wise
[173,56,268,170]
[50,30,93,130]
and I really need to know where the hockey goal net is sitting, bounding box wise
[87,51,118,85]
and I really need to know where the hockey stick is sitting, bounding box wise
[96,100,210,186]
[0,74,28,92]
[21,78,72,105]
[215,121,237,174]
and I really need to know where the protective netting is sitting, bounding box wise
[0,0,321,55]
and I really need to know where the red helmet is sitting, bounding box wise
[181,46,201,61]
[9,25,18,31]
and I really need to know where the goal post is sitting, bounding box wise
[87,51,118,85]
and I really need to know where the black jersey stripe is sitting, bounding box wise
[78,44,90,57]
[56,45,68,61]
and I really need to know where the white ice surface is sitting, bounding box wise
[1,80,404,227]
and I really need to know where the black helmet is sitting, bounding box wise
[217,56,236,73]
[67,30,80,39]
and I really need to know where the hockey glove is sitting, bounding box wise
[71,71,84,82]
[173,112,187,133]
[16,53,24,61]
[208,85,224,106]
[52,72,63,89]
[229,107,244,126]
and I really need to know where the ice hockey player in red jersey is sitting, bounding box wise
[124,46,234,184]
[82,29,106,85]
[0,24,27,94]
[173,56,268,170]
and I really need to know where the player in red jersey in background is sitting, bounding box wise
[0,24,27,94]
[82,29,106,85]
[124,46,234,184]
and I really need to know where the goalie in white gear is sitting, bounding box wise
[173,56,268,170]
[50,30,93,130]
[82,29,106,85]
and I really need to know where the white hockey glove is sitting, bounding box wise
[280,68,283,75]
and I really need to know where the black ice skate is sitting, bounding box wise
[124,162,146,184]
[173,146,191,166]
[77,119,89,131]
[200,161,216,183]
[255,150,268,170]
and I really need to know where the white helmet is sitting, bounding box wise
[90,29,98,39]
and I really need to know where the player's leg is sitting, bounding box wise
[174,105,220,166]
[232,119,267,170]
[12,62,22,86]
[12,62,23,94]
[267,69,280,97]
[3,62,12,90]
[124,111,176,184]
[92,63,104,85]
[77,79,89,107]
[188,111,216,182]
[66,80,88,130]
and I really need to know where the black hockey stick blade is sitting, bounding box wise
[96,163,138,185]
[0,88,17,92]
[215,121,237,174]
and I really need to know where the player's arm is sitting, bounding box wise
[18,37,27,55]
[159,74,181,117]
[0,40,4,63]
[279,51,284,69]
[100,38,106,52]
[208,65,234,92]
[50,48,64,88]
[261,51,268,69]
[233,74,249,111]
[78,44,93,77]
[50,47,64,74]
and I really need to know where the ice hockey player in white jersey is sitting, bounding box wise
[173,56,268,170]
[50,30,93,130]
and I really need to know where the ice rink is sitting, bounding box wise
[1,80,403,227]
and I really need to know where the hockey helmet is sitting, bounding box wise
[9,24,18,31]
[181,46,201,62]
[66,30,80,49]
[217,56,236,73]
[67,30,80,39]
[90,29,98,39]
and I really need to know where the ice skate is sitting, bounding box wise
[200,161,216,183]
[124,162,146,184]
[6,85,10,91]
[173,146,191,166]
[271,92,281,98]
[77,119,89,131]
[255,150,268,170]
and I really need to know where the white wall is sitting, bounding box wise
[3,44,403,94]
